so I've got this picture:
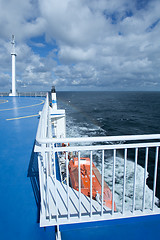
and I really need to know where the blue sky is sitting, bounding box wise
[0,0,160,91]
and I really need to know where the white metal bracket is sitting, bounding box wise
[55,225,61,240]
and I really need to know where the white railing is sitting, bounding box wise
[35,94,54,222]
[35,96,160,227]
[36,94,50,140]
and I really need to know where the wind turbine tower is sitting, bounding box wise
[10,35,17,96]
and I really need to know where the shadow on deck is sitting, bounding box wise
[27,141,41,223]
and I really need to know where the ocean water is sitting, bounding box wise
[57,91,160,211]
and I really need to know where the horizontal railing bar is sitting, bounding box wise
[39,141,160,152]
[36,134,160,144]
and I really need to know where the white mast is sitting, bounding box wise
[10,35,17,96]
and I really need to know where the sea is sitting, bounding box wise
[57,91,160,211]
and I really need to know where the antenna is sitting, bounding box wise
[11,34,15,44]
[11,35,16,55]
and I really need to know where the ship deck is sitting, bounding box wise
[1,96,160,240]
[0,97,54,239]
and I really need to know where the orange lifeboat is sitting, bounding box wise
[68,157,116,211]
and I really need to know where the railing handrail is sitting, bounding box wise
[40,141,160,152]
[36,93,49,140]
[36,134,160,144]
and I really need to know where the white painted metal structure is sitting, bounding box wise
[10,35,17,96]
[35,93,160,228]
[51,86,57,110]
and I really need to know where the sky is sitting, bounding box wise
[0,0,160,91]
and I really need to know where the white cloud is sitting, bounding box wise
[0,0,43,40]
[39,0,107,47]
[0,0,160,91]
[59,46,96,63]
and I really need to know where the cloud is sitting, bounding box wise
[0,0,160,91]
[0,0,44,41]
[59,46,96,63]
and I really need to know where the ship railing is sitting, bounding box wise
[36,93,50,140]
[35,97,160,227]
[0,91,47,97]
[35,93,54,221]
[35,133,160,226]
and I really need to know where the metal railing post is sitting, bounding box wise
[122,148,127,214]
[90,151,93,218]
[53,150,59,223]
[152,146,159,211]
[101,150,104,216]
[112,149,116,215]
[142,147,148,212]
[66,152,70,220]
[132,148,138,213]
[78,151,81,219]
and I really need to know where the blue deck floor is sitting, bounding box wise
[60,214,160,240]
[0,97,54,240]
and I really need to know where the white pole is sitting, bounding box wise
[12,54,16,96]
[11,35,17,96]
